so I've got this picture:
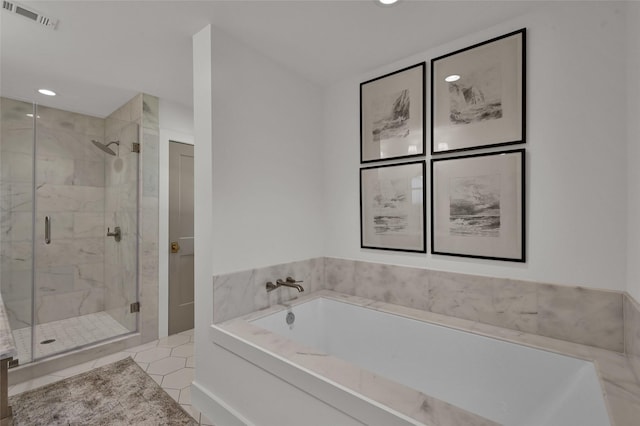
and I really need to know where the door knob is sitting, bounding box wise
[171,241,180,253]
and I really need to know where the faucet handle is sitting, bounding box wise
[285,276,303,284]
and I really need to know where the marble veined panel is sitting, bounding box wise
[0,128,34,155]
[3,212,32,242]
[37,184,104,213]
[3,183,33,213]
[625,294,640,381]
[0,97,34,130]
[36,126,104,162]
[73,212,104,239]
[324,258,623,352]
[142,95,159,129]
[35,288,105,324]
[36,265,75,294]
[36,157,74,185]
[0,269,32,302]
[213,258,326,323]
[74,262,104,290]
[35,104,104,138]
[142,130,159,197]
[35,238,104,269]
[72,159,105,187]
[2,151,33,183]
[537,284,623,352]
[2,241,32,271]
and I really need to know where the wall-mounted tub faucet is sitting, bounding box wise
[266,277,304,293]
[107,226,121,242]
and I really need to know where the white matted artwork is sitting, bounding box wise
[360,161,425,252]
[431,149,525,261]
[431,29,525,154]
[361,62,425,163]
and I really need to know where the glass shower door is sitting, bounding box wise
[31,105,139,360]
[0,97,36,365]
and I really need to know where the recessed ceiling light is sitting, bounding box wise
[445,75,461,83]
[379,0,398,5]
[38,89,56,96]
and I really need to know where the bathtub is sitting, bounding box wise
[205,292,611,426]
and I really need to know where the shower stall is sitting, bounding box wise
[0,97,140,365]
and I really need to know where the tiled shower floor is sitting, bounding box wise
[12,311,130,362]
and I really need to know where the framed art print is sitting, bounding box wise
[361,161,425,252]
[431,29,525,154]
[361,62,425,163]
[431,149,525,261]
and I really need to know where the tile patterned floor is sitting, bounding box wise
[8,328,213,425]
[12,311,130,361]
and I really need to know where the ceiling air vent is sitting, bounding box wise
[2,1,58,29]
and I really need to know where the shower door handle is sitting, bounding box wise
[44,216,51,244]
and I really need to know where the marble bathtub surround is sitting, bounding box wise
[213,257,326,323]
[324,257,625,352]
[625,293,640,383]
[219,291,640,426]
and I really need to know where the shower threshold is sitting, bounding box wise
[11,311,130,363]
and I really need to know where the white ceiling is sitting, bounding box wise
[1,0,550,118]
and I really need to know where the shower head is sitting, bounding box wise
[91,140,120,156]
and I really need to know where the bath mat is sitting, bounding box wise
[8,357,197,425]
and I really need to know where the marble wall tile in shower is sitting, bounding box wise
[0,98,35,130]
[35,105,105,139]
[142,130,159,197]
[537,284,623,352]
[35,288,105,324]
[142,95,159,130]
[74,263,104,291]
[35,238,104,268]
[73,212,104,238]
[72,160,105,187]
[36,157,74,185]
[4,298,32,330]
[4,212,32,242]
[3,152,33,183]
[0,270,32,302]
[36,184,104,213]
[36,265,75,294]
[213,258,326,324]
[4,183,33,213]
[624,294,640,381]
[36,126,105,162]
[0,128,33,155]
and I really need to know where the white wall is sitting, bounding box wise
[628,1,640,301]
[193,23,325,403]
[158,98,194,338]
[324,2,629,291]
[209,28,325,275]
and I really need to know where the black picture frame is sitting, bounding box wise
[360,62,426,163]
[431,29,526,155]
[430,149,525,262]
[361,160,426,253]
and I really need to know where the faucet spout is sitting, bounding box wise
[276,278,305,292]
